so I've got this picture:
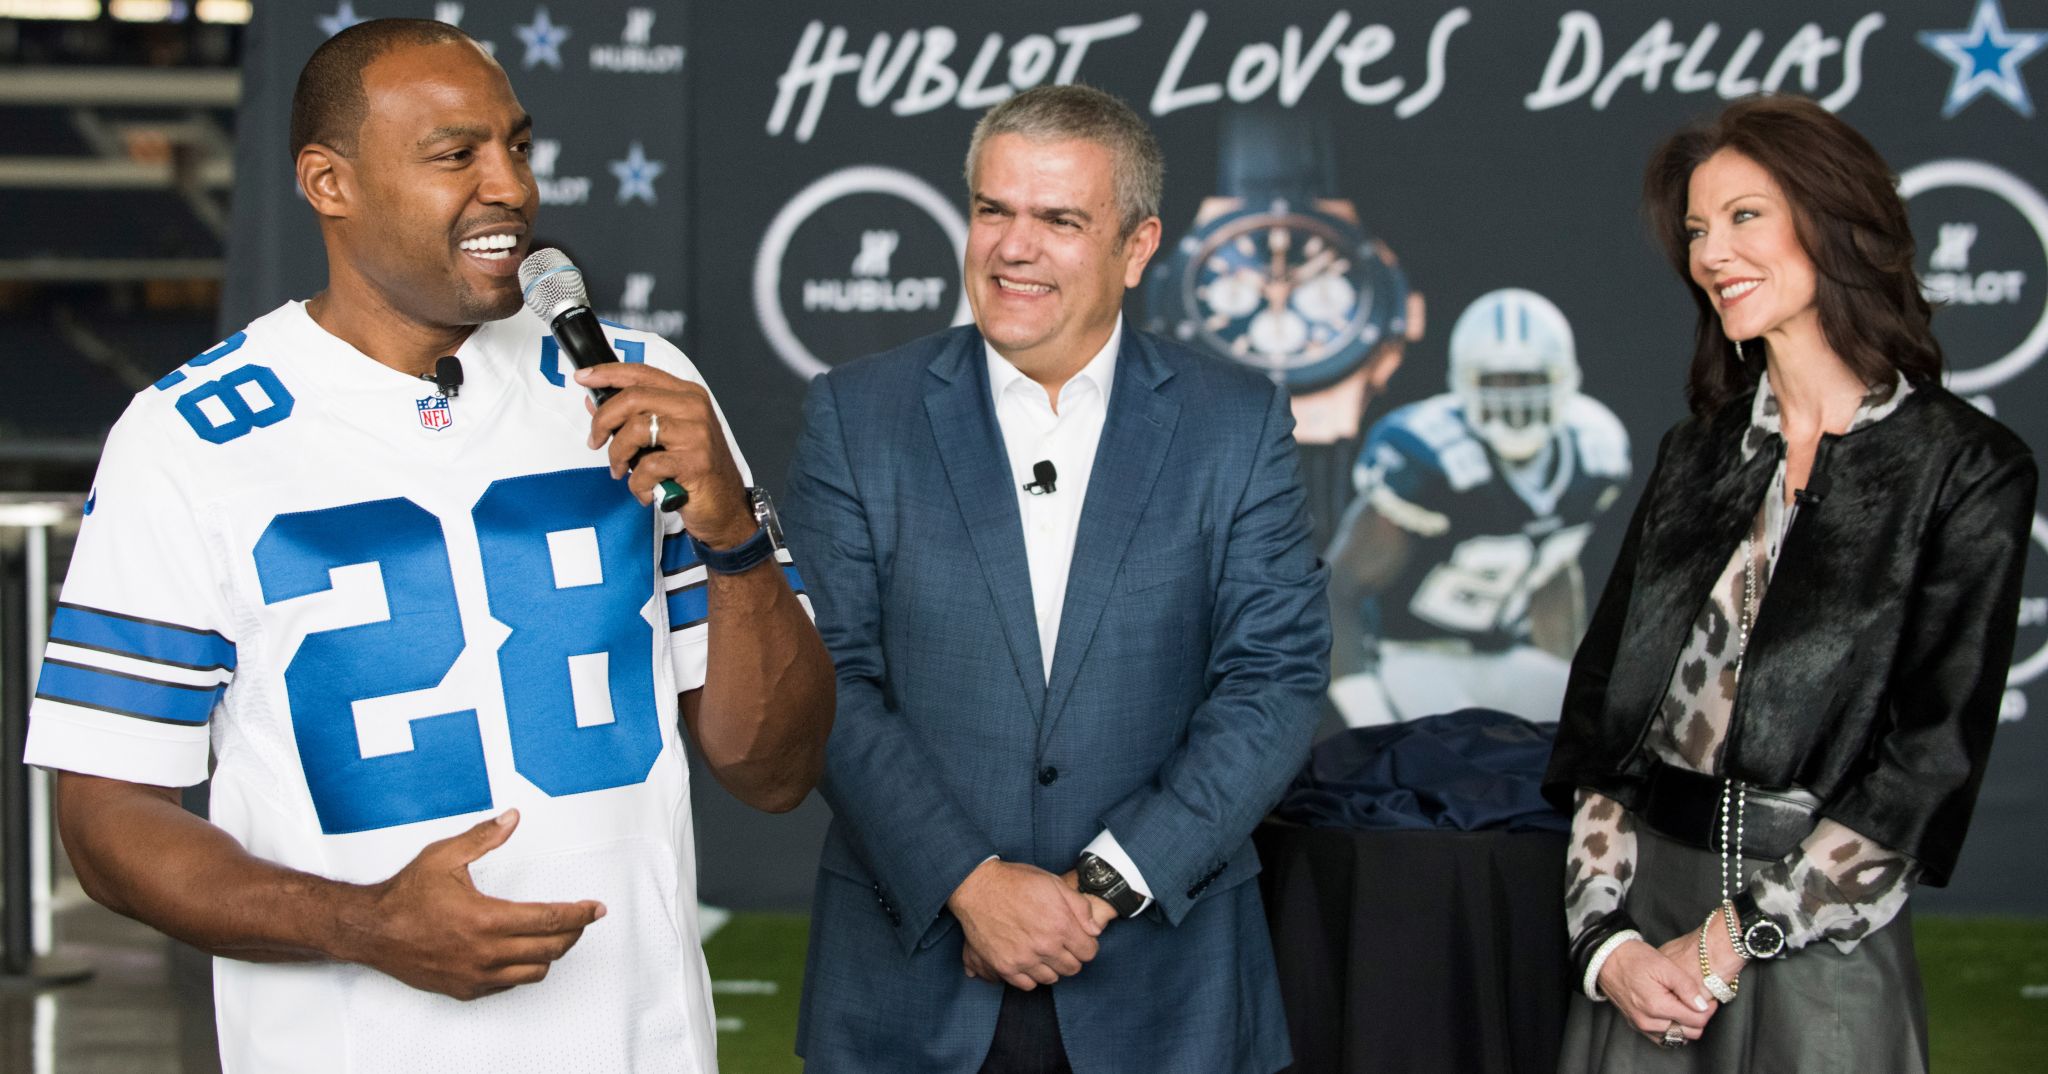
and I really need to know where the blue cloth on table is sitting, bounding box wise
[1275,709,1569,832]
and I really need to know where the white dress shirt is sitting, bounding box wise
[984,316,1153,912]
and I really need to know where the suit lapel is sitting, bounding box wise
[1039,333,1180,747]
[924,332,1047,717]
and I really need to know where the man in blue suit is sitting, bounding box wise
[785,85,1330,1074]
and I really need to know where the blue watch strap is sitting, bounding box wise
[1219,107,1337,204]
[689,526,774,576]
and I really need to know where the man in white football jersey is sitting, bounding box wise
[23,19,832,1073]
[1326,288,1631,727]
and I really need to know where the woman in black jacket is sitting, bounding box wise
[1545,95,2035,1071]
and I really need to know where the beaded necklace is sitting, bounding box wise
[1721,526,1756,912]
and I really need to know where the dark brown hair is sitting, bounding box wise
[1642,95,1942,415]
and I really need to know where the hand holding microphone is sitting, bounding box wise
[518,250,754,548]
[520,248,691,512]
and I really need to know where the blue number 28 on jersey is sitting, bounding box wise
[252,467,663,834]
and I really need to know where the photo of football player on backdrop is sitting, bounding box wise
[1326,288,1631,727]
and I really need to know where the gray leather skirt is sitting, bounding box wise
[1556,825,1928,1073]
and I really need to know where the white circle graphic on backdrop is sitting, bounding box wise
[1898,159,2048,395]
[753,165,972,379]
[2004,513,2048,688]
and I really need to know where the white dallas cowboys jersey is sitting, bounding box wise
[26,301,797,1074]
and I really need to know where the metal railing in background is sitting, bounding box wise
[0,494,90,989]
[0,67,238,284]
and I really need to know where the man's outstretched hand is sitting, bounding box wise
[343,810,606,1001]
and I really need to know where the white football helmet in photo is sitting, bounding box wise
[1447,288,1581,461]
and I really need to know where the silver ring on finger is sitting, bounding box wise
[647,412,661,450]
[1659,1021,1687,1049]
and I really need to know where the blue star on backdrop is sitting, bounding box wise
[610,143,666,206]
[317,1,365,38]
[516,7,572,71]
[1920,0,2048,118]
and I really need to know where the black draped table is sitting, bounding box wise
[1254,819,1571,1074]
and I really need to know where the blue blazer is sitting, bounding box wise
[785,324,1330,1074]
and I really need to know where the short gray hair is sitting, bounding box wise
[964,84,1164,238]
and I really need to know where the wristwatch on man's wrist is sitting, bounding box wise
[1075,852,1145,918]
[689,487,785,576]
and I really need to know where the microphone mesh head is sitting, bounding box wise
[519,247,588,322]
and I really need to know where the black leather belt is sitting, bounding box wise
[1639,762,1818,860]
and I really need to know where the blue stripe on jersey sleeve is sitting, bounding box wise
[36,660,222,725]
[49,604,237,671]
[661,533,701,575]
[665,565,805,632]
[666,584,708,630]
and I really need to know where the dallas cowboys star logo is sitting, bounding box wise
[610,142,665,205]
[317,0,366,38]
[1920,0,2048,118]
[516,7,571,70]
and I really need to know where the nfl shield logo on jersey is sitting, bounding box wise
[416,395,453,431]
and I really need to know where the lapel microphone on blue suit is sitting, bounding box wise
[1024,460,1058,495]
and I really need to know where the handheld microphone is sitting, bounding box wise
[422,355,463,399]
[518,248,687,512]
[1024,460,1058,495]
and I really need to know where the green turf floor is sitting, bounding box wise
[1917,917,2048,1073]
[704,913,810,1074]
[703,914,2048,1073]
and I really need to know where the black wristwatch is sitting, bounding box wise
[1075,852,1145,918]
[689,487,785,576]
[1731,892,1788,960]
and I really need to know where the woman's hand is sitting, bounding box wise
[1596,937,1717,1045]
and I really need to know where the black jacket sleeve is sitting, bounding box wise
[1823,451,2037,886]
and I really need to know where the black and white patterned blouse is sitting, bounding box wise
[1565,370,1921,956]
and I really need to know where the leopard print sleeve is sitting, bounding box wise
[1565,789,1638,943]
[1748,817,1921,954]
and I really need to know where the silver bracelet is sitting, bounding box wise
[1722,898,1751,960]
[1697,914,1739,1004]
[1583,928,1643,1002]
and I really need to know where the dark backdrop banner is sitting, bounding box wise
[229,1,2048,914]
[223,0,690,336]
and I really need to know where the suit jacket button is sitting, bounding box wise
[1038,766,1059,785]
